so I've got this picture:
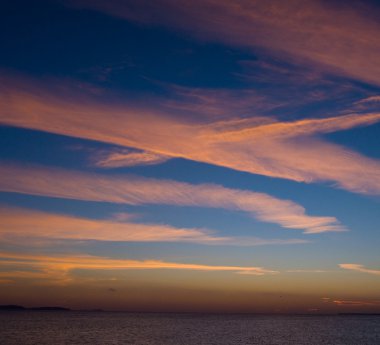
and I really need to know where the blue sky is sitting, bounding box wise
[0,0,379,313]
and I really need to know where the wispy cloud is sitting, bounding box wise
[356,96,380,104]
[0,163,344,233]
[160,85,282,121]
[236,59,369,112]
[286,269,327,273]
[0,206,307,246]
[94,149,170,168]
[321,296,380,307]
[333,300,380,307]
[66,0,380,86]
[1,76,380,195]
[0,251,278,285]
[150,76,367,127]
[339,263,380,276]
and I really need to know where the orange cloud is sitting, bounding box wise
[333,300,380,307]
[0,279,13,284]
[204,114,380,195]
[1,76,379,195]
[67,0,380,86]
[0,206,307,246]
[0,251,278,285]
[339,264,380,276]
[0,163,344,233]
[94,149,170,168]
[286,270,327,273]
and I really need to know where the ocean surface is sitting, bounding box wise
[1,311,380,345]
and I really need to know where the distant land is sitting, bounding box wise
[0,305,71,311]
[1,305,380,315]
[0,305,109,312]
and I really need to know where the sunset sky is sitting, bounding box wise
[0,0,380,313]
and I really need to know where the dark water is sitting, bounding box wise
[1,311,380,345]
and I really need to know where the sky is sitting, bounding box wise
[0,0,380,313]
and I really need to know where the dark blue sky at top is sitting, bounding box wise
[1,0,250,91]
[2,0,379,105]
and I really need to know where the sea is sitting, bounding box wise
[1,311,380,345]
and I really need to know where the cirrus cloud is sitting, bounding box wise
[0,206,307,246]
[0,251,278,285]
[1,76,380,195]
[339,263,380,276]
[0,163,345,234]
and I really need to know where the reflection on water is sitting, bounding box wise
[1,311,380,345]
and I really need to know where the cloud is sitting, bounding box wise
[1,76,380,195]
[286,270,327,273]
[148,76,366,126]
[160,85,283,121]
[0,163,344,233]
[339,263,380,276]
[0,271,53,280]
[356,96,380,104]
[235,59,368,110]
[94,149,170,168]
[0,251,278,284]
[65,0,380,86]
[0,279,13,284]
[322,296,380,307]
[0,206,307,246]
[333,300,380,307]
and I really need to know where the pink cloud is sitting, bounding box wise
[333,300,380,307]
[0,206,307,246]
[1,75,379,195]
[94,149,170,168]
[0,163,344,233]
[339,263,380,276]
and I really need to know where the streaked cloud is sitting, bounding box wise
[356,96,380,104]
[94,149,170,168]
[333,300,380,307]
[0,206,307,246]
[286,270,327,273]
[154,77,366,125]
[66,0,380,86]
[339,263,380,276]
[321,297,380,307]
[1,76,380,195]
[0,163,344,233]
[0,251,278,285]
[0,280,13,284]
[0,271,53,281]
[160,85,282,121]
